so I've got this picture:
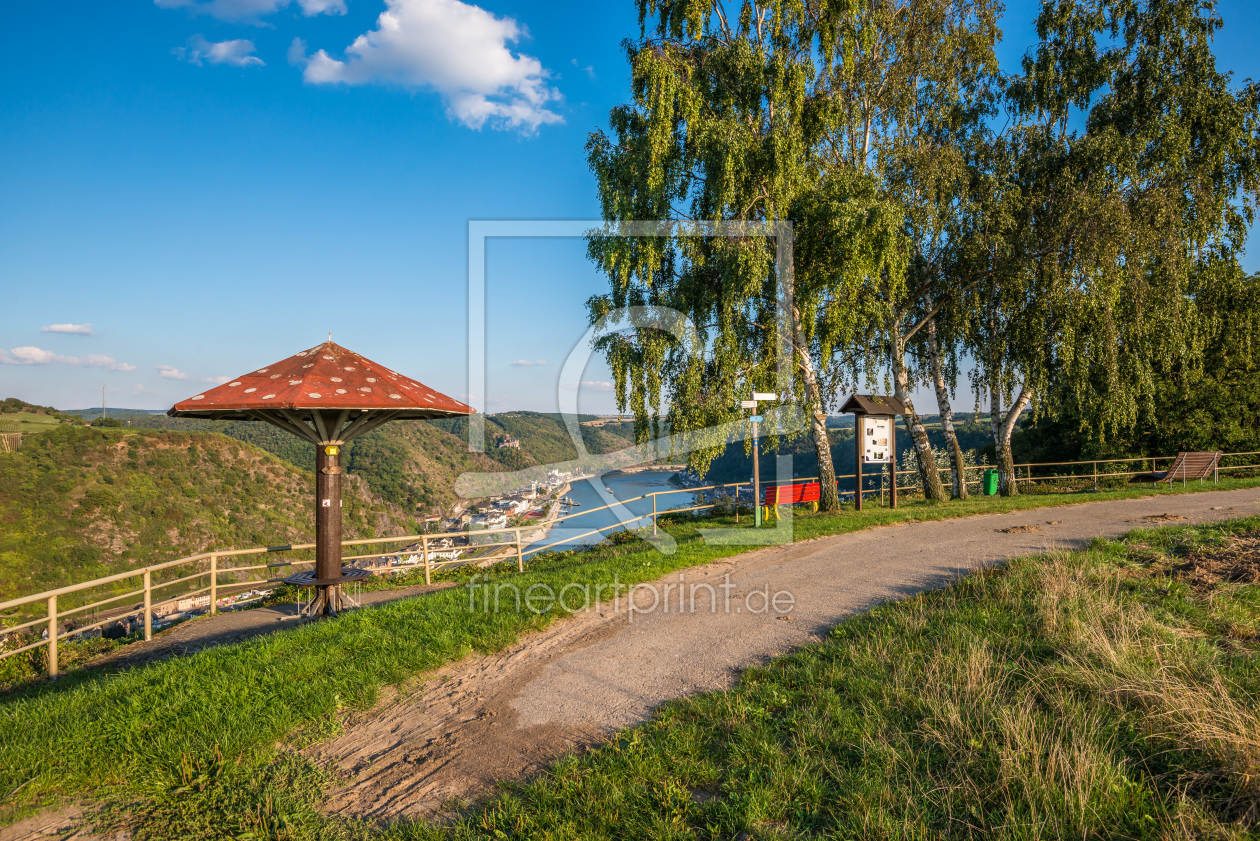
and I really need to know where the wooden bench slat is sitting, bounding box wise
[762,482,821,507]
[1130,451,1221,485]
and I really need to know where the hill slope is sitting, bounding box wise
[117,410,639,516]
[431,411,639,469]
[112,416,508,516]
[0,398,86,435]
[0,425,407,602]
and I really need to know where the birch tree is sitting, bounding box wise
[968,0,1260,494]
[587,1,901,511]
[588,0,1002,507]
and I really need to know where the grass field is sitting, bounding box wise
[1,484,1258,838]
[0,412,65,435]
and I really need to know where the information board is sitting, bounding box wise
[863,416,891,463]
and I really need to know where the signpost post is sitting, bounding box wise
[742,393,777,527]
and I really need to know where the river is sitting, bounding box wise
[527,469,700,554]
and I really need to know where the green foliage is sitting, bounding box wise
[1,398,82,424]
[1015,266,1260,463]
[963,0,1260,488]
[430,412,636,468]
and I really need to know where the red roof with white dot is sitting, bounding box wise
[168,341,474,420]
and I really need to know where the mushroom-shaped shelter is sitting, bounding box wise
[169,340,474,615]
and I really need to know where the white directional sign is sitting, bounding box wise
[863,416,892,463]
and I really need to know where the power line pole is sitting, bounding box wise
[102,386,106,421]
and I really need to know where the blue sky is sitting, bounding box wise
[1,0,1258,415]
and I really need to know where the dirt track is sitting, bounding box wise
[304,488,1260,821]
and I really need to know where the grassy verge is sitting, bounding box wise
[431,518,1260,841]
[1,482,1257,838]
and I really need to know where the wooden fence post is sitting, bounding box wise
[143,569,152,642]
[209,553,218,615]
[47,594,58,679]
[1093,462,1098,491]
[515,529,524,572]
[735,484,740,523]
[652,493,658,536]
[422,535,431,586]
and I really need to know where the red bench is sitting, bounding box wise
[762,482,821,519]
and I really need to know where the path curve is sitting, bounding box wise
[307,488,1260,820]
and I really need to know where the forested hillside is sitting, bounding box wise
[113,410,639,515]
[0,425,406,601]
[114,415,507,515]
[430,411,638,469]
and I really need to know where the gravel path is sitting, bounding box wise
[306,488,1259,821]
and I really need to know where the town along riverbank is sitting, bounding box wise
[525,470,697,554]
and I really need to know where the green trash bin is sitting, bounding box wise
[982,469,999,496]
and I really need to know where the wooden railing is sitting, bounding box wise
[3,450,1258,680]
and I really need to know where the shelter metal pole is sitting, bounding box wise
[209,553,218,615]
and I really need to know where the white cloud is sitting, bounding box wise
[570,58,595,80]
[510,359,546,367]
[158,365,230,384]
[292,0,563,133]
[1,347,136,371]
[40,323,95,336]
[133,384,159,396]
[579,380,614,392]
[155,0,345,22]
[175,34,265,67]
[157,365,192,380]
